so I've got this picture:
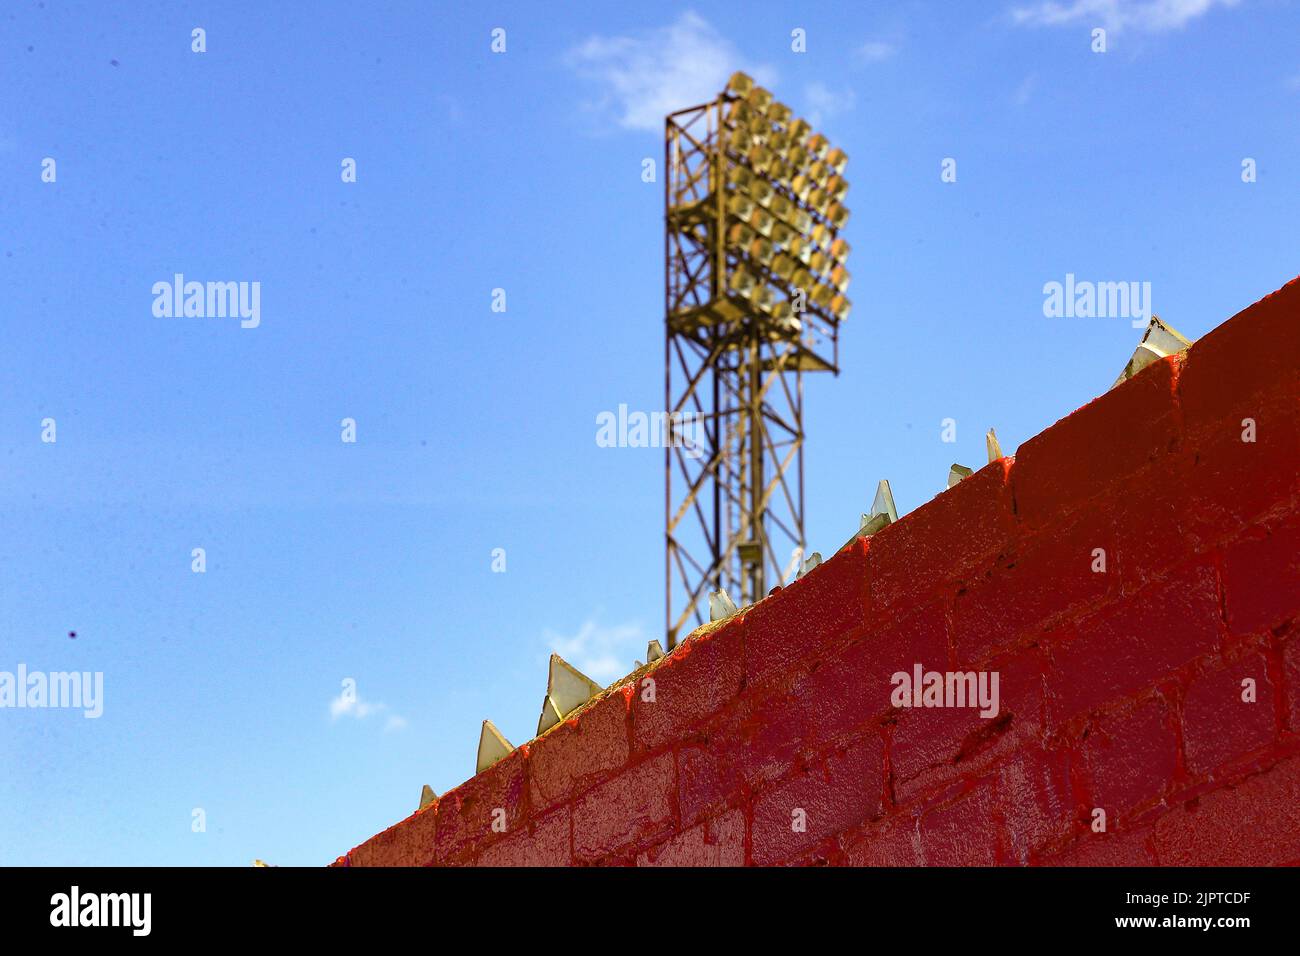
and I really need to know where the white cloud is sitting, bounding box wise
[857,39,897,62]
[1013,72,1038,105]
[566,10,775,132]
[543,616,647,683]
[1010,0,1241,32]
[329,687,406,733]
[804,81,856,129]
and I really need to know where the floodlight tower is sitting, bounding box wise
[665,72,852,648]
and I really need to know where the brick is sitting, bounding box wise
[890,645,1043,804]
[350,805,438,867]
[1081,697,1178,818]
[1221,512,1300,637]
[1284,634,1300,733]
[572,753,676,863]
[1014,355,1183,529]
[1182,391,1300,550]
[1152,754,1300,865]
[868,460,1015,615]
[1182,652,1276,776]
[954,509,1115,665]
[1105,453,1201,596]
[1042,828,1154,866]
[750,737,883,865]
[744,538,869,690]
[637,808,746,866]
[794,602,947,750]
[1178,275,1300,434]
[919,782,1000,866]
[843,817,922,866]
[529,687,631,812]
[676,683,812,826]
[433,747,528,864]
[632,618,743,753]
[996,747,1073,863]
[1046,562,1222,724]
[474,805,570,867]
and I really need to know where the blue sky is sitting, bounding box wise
[1,0,1297,866]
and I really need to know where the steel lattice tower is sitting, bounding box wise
[665,73,852,648]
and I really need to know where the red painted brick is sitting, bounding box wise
[1221,512,1300,637]
[890,645,1043,804]
[1182,391,1300,550]
[433,747,528,864]
[636,808,746,866]
[1182,652,1276,776]
[1046,562,1222,724]
[794,602,948,749]
[475,805,570,867]
[1105,453,1201,596]
[1284,634,1300,733]
[919,782,1000,866]
[1042,828,1154,866]
[842,817,922,866]
[868,459,1015,614]
[1014,355,1183,530]
[996,747,1073,863]
[350,805,438,867]
[744,539,869,689]
[1081,697,1178,818]
[529,687,631,812]
[676,679,814,826]
[750,737,883,865]
[1178,275,1300,434]
[954,509,1115,665]
[1152,754,1300,865]
[632,618,743,753]
[572,753,676,863]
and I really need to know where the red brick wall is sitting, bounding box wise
[335,277,1300,867]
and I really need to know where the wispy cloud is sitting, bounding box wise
[329,686,407,733]
[566,10,775,132]
[803,81,856,129]
[543,616,647,683]
[1009,0,1241,32]
[1013,72,1038,105]
[857,38,898,62]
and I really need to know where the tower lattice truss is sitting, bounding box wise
[665,72,852,648]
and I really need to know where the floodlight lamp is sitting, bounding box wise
[750,207,774,236]
[826,201,849,228]
[727,193,755,222]
[830,293,851,321]
[830,237,850,261]
[768,102,792,126]
[788,118,811,141]
[745,86,773,112]
[826,147,848,175]
[749,236,774,264]
[806,133,830,160]
[772,252,797,281]
[830,264,850,293]
[730,266,756,295]
[727,72,755,97]
[811,283,834,307]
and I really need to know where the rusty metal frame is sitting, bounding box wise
[664,92,843,648]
